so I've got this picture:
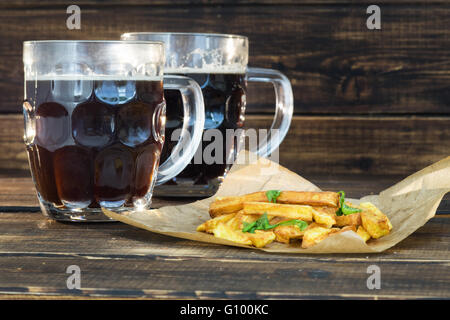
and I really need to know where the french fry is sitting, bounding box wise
[208,193,271,218]
[242,191,339,207]
[209,196,243,218]
[242,202,314,221]
[301,225,340,249]
[277,191,339,207]
[337,225,357,233]
[211,221,276,248]
[360,202,392,239]
[246,230,276,248]
[312,207,336,228]
[225,211,263,230]
[209,191,339,218]
[197,212,236,233]
[212,223,252,245]
[273,224,305,244]
[200,191,392,249]
[334,212,362,227]
[356,226,371,242]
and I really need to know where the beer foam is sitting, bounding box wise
[164,66,247,74]
[164,47,248,75]
[27,74,163,81]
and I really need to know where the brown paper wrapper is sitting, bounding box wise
[103,151,450,253]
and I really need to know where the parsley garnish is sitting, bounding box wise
[242,213,308,233]
[266,190,282,203]
[336,191,362,216]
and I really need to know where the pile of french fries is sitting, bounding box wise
[197,191,392,248]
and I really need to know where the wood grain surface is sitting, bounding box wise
[0,209,448,299]
[0,170,449,299]
[1,1,450,114]
[1,175,449,212]
[2,114,449,177]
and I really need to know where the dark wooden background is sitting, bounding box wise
[0,0,449,181]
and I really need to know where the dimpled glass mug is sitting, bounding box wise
[121,32,294,197]
[23,40,205,221]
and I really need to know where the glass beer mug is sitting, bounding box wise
[121,32,294,197]
[23,40,205,221]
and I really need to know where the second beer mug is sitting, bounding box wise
[23,40,205,221]
[121,32,294,197]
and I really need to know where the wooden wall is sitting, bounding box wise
[0,1,449,178]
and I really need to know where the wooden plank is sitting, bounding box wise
[247,115,450,176]
[0,257,446,299]
[3,1,449,8]
[0,175,402,207]
[0,210,449,261]
[0,115,28,173]
[1,175,449,213]
[0,256,448,299]
[0,213,449,300]
[1,4,450,114]
[2,114,449,176]
[0,222,448,299]
[0,177,196,208]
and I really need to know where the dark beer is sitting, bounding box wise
[25,79,165,209]
[161,73,246,187]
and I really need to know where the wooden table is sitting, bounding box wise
[0,175,448,300]
[0,0,449,302]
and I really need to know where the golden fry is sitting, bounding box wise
[209,196,243,218]
[197,212,236,233]
[356,226,371,242]
[277,191,339,207]
[334,212,362,227]
[274,226,305,244]
[242,191,339,207]
[211,222,276,248]
[246,230,276,248]
[301,226,340,249]
[200,191,391,249]
[208,193,272,218]
[212,223,252,245]
[312,207,336,228]
[225,211,262,230]
[209,191,339,218]
[337,225,357,233]
[242,201,314,221]
[360,202,392,239]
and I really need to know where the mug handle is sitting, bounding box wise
[246,67,294,157]
[156,75,205,185]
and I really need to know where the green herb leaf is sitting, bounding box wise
[342,205,362,215]
[266,190,282,203]
[242,221,257,233]
[272,219,308,231]
[242,212,307,233]
[336,191,362,216]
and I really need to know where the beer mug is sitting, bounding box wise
[23,40,205,221]
[121,33,294,197]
